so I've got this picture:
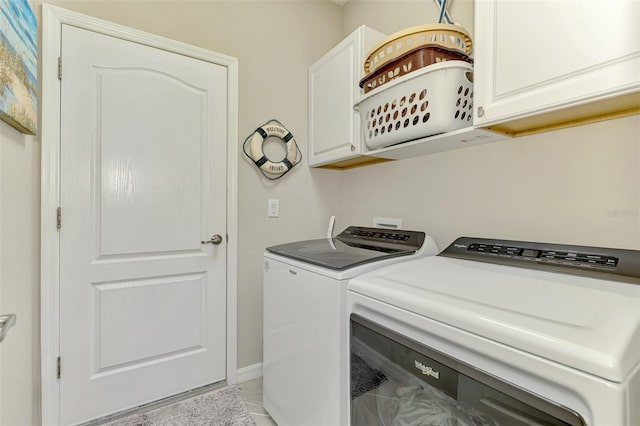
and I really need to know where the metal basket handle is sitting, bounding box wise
[434,0,453,24]
[0,314,17,343]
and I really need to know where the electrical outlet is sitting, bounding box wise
[268,199,279,218]
[373,216,402,229]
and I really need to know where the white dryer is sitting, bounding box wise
[263,226,438,426]
[348,237,640,426]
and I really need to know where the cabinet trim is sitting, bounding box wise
[313,156,392,170]
[486,92,640,137]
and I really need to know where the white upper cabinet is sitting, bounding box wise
[309,26,385,168]
[473,0,640,135]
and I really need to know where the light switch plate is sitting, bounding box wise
[268,199,279,218]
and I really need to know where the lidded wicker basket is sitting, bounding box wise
[363,23,472,75]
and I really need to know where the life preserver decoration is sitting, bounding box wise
[243,119,301,180]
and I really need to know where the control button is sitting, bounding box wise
[521,249,540,258]
[583,254,605,261]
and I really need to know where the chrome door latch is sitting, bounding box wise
[201,234,223,245]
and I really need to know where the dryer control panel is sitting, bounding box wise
[440,237,640,284]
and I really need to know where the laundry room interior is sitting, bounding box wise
[0,0,638,425]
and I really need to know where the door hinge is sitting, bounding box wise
[58,57,62,80]
[57,356,61,379]
[57,207,61,231]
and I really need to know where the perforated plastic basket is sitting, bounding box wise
[355,61,474,151]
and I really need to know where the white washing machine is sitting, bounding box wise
[263,226,438,426]
[348,237,640,426]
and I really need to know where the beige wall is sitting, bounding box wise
[1,2,41,425]
[2,0,345,424]
[343,0,474,38]
[340,1,639,251]
[0,114,41,425]
[0,1,638,424]
[338,115,640,250]
[44,0,345,369]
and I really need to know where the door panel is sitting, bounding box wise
[60,24,227,424]
[94,273,205,372]
[97,67,205,256]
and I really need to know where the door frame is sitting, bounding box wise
[40,4,239,424]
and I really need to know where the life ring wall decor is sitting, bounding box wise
[243,119,302,180]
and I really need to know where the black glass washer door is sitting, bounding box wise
[266,238,416,271]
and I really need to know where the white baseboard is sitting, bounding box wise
[237,362,263,383]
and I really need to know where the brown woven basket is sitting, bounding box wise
[359,45,472,93]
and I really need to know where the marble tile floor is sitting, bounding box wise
[238,377,277,426]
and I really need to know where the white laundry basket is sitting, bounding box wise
[356,61,474,151]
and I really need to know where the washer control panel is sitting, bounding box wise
[337,226,425,252]
[349,229,412,242]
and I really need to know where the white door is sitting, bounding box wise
[59,24,227,425]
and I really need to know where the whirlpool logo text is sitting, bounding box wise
[415,360,440,379]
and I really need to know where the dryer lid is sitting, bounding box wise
[349,238,640,382]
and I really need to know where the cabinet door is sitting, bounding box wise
[309,26,384,167]
[474,0,640,130]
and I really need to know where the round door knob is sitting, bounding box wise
[201,234,223,245]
